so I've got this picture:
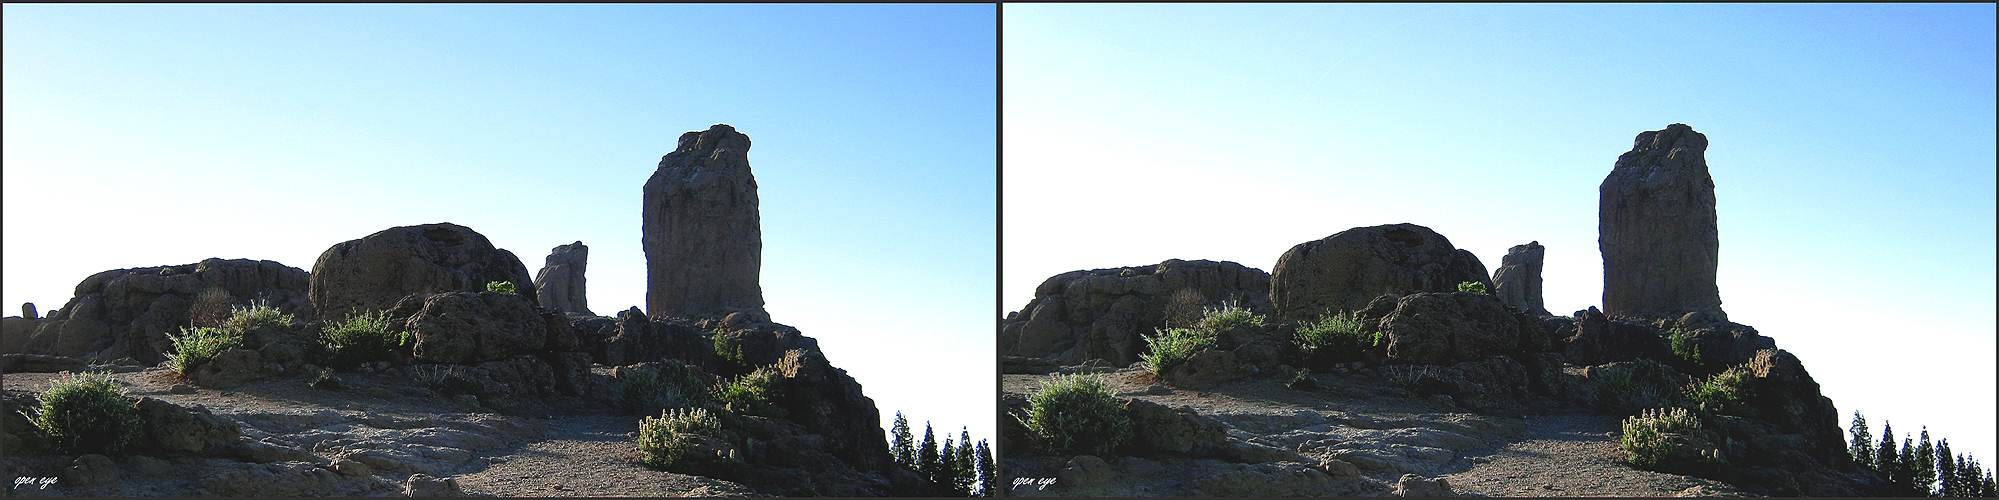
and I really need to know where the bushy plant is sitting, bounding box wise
[621,361,709,415]
[188,287,236,328]
[167,326,242,374]
[712,365,786,418]
[711,329,750,374]
[1621,406,1701,468]
[1017,373,1132,455]
[320,310,407,367]
[1195,300,1265,333]
[1140,327,1213,375]
[1595,358,1686,415]
[222,298,296,334]
[485,281,517,294]
[31,371,143,454]
[1667,328,1706,368]
[638,407,721,469]
[1684,364,1757,418]
[1294,309,1380,358]
[1456,281,1488,294]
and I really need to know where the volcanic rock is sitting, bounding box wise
[13,258,310,364]
[1599,123,1725,321]
[405,291,547,365]
[1556,307,1672,367]
[22,302,36,320]
[1491,241,1550,316]
[533,241,593,316]
[309,222,535,322]
[1363,292,1525,365]
[1271,223,1492,324]
[134,396,243,455]
[643,124,765,320]
[1743,348,1846,467]
[1000,259,1271,366]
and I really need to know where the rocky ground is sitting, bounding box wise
[3,363,760,497]
[1001,363,1749,497]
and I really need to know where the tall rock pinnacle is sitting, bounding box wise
[1493,241,1550,317]
[1598,123,1725,321]
[643,124,766,319]
[534,241,592,316]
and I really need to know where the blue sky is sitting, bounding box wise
[4,4,994,447]
[1005,3,1995,465]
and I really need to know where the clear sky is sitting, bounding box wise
[1005,3,1996,465]
[4,4,994,448]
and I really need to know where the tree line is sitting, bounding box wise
[890,411,996,496]
[1849,411,1997,497]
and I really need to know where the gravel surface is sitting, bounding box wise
[451,413,756,497]
[1437,412,1746,497]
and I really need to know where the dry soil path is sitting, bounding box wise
[1437,412,1745,497]
[450,413,754,497]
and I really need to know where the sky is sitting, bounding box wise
[1005,3,1996,466]
[4,4,994,448]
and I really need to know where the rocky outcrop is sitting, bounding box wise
[403,292,547,365]
[1599,123,1725,321]
[310,222,535,322]
[1742,348,1845,468]
[1000,259,1271,366]
[1555,307,1671,367]
[1491,242,1550,316]
[643,124,765,320]
[1361,292,1529,365]
[1271,224,1492,324]
[533,241,593,316]
[10,258,310,364]
[22,303,37,320]
[134,396,243,455]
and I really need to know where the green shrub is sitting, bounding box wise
[1456,281,1488,294]
[1294,309,1380,358]
[711,329,749,374]
[167,326,242,374]
[320,310,407,367]
[622,361,709,415]
[31,371,143,454]
[1684,364,1757,418]
[1621,406,1701,468]
[1017,373,1132,455]
[1194,300,1265,333]
[1140,327,1213,375]
[638,406,721,469]
[1595,358,1686,415]
[1667,328,1705,368]
[712,365,786,418]
[485,281,517,294]
[222,298,296,334]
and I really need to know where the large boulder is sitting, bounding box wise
[1364,292,1524,365]
[1599,123,1725,321]
[999,259,1271,366]
[533,241,593,316]
[1743,348,1846,467]
[309,222,535,322]
[134,397,243,456]
[12,258,310,364]
[1125,399,1230,456]
[1270,224,1492,324]
[1490,241,1550,316]
[405,292,548,365]
[1556,307,1671,367]
[643,124,766,320]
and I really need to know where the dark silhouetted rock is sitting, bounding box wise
[1600,123,1725,321]
[533,241,593,316]
[310,222,535,322]
[643,124,765,320]
[1125,398,1230,456]
[134,397,243,456]
[1557,307,1671,367]
[1363,292,1524,365]
[1000,259,1271,366]
[16,258,309,364]
[1491,242,1550,316]
[406,292,547,365]
[22,303,36,320]
[1271,223,1492,324]
[1744,348,1846,468]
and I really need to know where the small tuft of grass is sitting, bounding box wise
[222,298,296,334]
[485,281,517,294]
[319,310,407,367]
[1015,373,1132,455]
[1194,300,1265,333]
[1382,364,1435,392]
[167,326,242,374]
[31,371,143,454]
[1140,327,1213,375]
[1456,281,1488,294]
[1294,309,1380,359]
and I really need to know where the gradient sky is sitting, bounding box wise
[4,4,995,447]
[1005,3,1996,464]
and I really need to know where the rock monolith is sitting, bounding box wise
[533,241,592,316]
[1599,123,1724,321]
[1492,241,1550,316]
[643,124,765,320]
[1269,223,1491,324]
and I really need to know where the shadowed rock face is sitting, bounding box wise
[1599,123,1724,321]
[1492,241,1550,317]
[6,258,310,364]
[534,241,592,316]
[1270,223,1491,324]
[643,124,765,320]
[309,223,536,322]
[999,259,1272,367]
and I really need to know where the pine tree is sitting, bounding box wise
[954,428,976,494]
[1851,411,1875,469]
[1879,422,1900,481]
[975,439,995,497]
[1937,440,1956,497]
[1956,454,1976,497]
[891,412,915,469]
[941,436,960,493]
[919,422,940,484]
[1915,428,1937,495]
[1900,436,1920,494]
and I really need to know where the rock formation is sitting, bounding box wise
[643,124,765,320]
[1599,123,1724,321]
[22,302,36,320]
[309,222,535,322]
[1361,292,1529,366]
[1491,241,1550,316]
[999,259,1272,366]
[5,258,310,364]
[533,241,593,316]
[1270,223,1492,324]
